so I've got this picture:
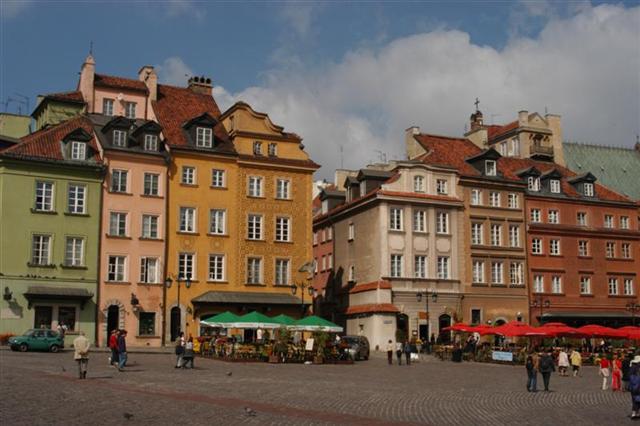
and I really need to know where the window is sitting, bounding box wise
[622,243,631,259]
[124,102,136,119]
[181,166,196,185]
[578,240,589,257]
[31,234,51,265]
[275,216,290,242]
[143,173,159,196]
[110,170,128,193]
[348,265,355,282]
[584,182,594,197]
[140,257,159,283]
[577,212,587,226]
[550,179,561,193]
[65,237,84,266]
[550,239,561,255]
[624,279,634,296]
[608,278,618,295]
[580,277,591,295]
[196,127,213,148]
[485,160,496,176]
[348,223,355,241]
[142,215,159,239]
[390,208,403,231]
[533,275,544,293]
[313,232,318,245]
[67,184,86,214]
[208,255,225,281]
[178,253,194,279]
[276,179,290,199]
[248,176,263,197]
[139,312,155,336]
[621,216,630,230]
[248,214,263,240]
[328,254,333,269]
[247,257,262,284]
[209,209,226,235]
[552,276,562,294]
[472,260,485,283]
[510,262,524,285]
[436,179,448,195]
[437,256,450,279]
[436,212,449,234]
[253,141,263,155]
[113,130,127,147]
[179,207,196,233]
[268,143,277,157]
[471,309,482,325]
[604,215,614,228]
[413,210,426,232]
[70,141,86,160]
[489,192,500,207]
[548,210,559,224]
[527,176,540,191]
[414,176,425,192]
[414,256,427,279]
[471,223,483,245]
[321,255,326,271]
[275,259,290,285]
[509,138,520,156]
[531,238,542,255]
[507,193,519,209]
[107,256,126,282]
[530,209,541,223]
[606,242,615,258]
[490,224,502,246]
[103,98,114,116]
[58,307,77,332]
[327,227,333,240]
[499,142,507,156]
[491,262,503,284]
[390,254,403,278]
[109,212,127,236]
[509,225,520,248]
[211,169,225,188]
[35,181,54,211]
[144,134,158,151]
[471,189,482,206]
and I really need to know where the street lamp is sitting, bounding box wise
[530,294,550,324]
[416,290,438,342]
[626,302,640,326]
[291,282,314,318]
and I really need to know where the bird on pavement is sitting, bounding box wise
[244,407,257,417]
[123,413,134,420]
[61,366,66,372]
[226,371,232,376]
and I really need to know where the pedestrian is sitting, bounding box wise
[558,348,569,377]
[108,329,119,367]
[395,340,403,365]
[538,349,555,391]
[599,355,611,390]
[175,331,185,368]
[629,354,640,419]
[386,340,394,365]
[117,329,128,372]
[182,336,195,369]
[57,322,66,340]
[404,340,412,365]
[525,351,539,392]
[622,352,632,392]
[570,348,582,377]
[73,331,90,379]
[612,353,622,391]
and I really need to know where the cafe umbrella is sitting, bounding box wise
[289,315,343,332]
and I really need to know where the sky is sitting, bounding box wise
[1,1,639,179]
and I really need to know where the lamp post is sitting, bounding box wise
[626,302,640,326]
[165,273,192,339]
[530,294,550,324]
[291,282,314,318]
[416,290,438,343]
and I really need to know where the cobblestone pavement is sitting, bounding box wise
[0,349,630,425]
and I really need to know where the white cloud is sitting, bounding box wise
[164,0,205,20]
[220,4,639,179]
[156,57,194,86]
[0,0,33,19]
[279,2,322,37]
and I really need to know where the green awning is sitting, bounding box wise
[233,311,281,329]
[290,315,343,332]
[271,314,296,326]
[200,311,241,327]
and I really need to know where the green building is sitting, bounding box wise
[31,91,86,132]
[0,115,104,345]
[0,112,31,139]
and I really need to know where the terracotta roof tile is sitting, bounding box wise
[42,91,85,104]
[345,303,399,315]
[487,120,518,141]
[94,73,148,93]
[349,280,392,294]
[414,133,482,176]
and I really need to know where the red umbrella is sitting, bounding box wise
[617,326,640,339]
[492,321,547,337]
[442,323,476,332]
[576,325,626,338]
[537,323,579,337]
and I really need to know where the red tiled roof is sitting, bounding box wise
[2,116,102,163]
[414,133,482,176]
[345,303,399,315]
[152,84,234,153]
[487,120,518,141]
[94,73,148,93]
[43,91,85,104]
[349,280,392,294]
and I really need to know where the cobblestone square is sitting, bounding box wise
[0,349,630,425]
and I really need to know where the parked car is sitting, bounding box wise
[342,335,370,360]
[8,329,64,353]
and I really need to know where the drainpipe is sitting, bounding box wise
[94,165,106,347]
[161,151,171,346]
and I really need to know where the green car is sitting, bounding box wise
[8,329,64,353]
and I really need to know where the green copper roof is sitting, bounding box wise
[563,142,640,201]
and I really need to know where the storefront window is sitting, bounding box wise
[139,312,156,336]
[58,307,77,331]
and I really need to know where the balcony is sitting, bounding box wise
[530,142,554,159]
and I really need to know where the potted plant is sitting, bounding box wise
[270,326,290,363]
[312,331,330,364]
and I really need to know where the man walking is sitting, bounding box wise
[386,340,394,365]
[73,331,90,379]
[117,329,128,372]
[404,340,412,365]
[395,340,403,365]
[526,351,539,392]
[538,349,555,391]
[570,348,582,377]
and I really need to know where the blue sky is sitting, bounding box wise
[1,1,639,176]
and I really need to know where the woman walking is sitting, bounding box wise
[570,348,582,377]
[73,331,90,379]
[599,355,611,390]
[175,332,185,368]
[395,340,403,365]
[612,353,623,391]
[182,337,195,369]
[386,340,394,365]
[558,349,569,377]
[525,351,539,392]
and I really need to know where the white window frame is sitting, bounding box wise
[606,242,615,258]
[247,214,263,240]
[124,102,136,119]
[548,210,559,224]
[275,216,290,242]
[268,143,277,157]
[275,258,290,285]
[624,279,634,296]
[253,141,263,155]
[527,176,540,191]
[530,208,541,223]
[208,254,225,282]
[531,238,543,255]
[604,215,614,228]
[491,262,503,284]
[509,225,520,248]
[179,207,196,233]
[489,192,501,207]
[111,169,128,193]
[584,182,594,197]
[144,134,158,151]
[64,237,84,267]
[490,224,502,247]
[248,176,263,197]
[35,181,54,211]
[414,255,427,279]
[577,212,587,226]
[621,216,630,230]
[348,223,355,241]
[509,262,523,285]
[608,278,618,296]
[437,256,450,279]
[622,243,631,259]
[549,239,561,256]
[109,212,127,237]
[389,208,403,231]
[140,257,159,284]
[178,253,195,280]
[142,214,159,239]
[70,141,86,160]
[276,179,290,200]
[181,166,196,185]
[436,212,449,234]
[413,175,425,193]
[550,179,561,194]
[143,173,160,196]
[196,127,213,148]
[533,275,544,293]
[551,276,562,294]
[413,210,426,233]
[507,193,519,209]
[436,179,448,195]
[247,257,262,284]
[485,160,496,176]
[580,276,591,295]
[103,98,114,116]
[471,223,483,245]
[67,184,86,214]
[211,169,225,188]
[209,209,226,235]
[31,234,52,265]
[471,189,482,206]
[113,130,127,147]
[472,260,485,283]
[107,255,126,282]
[578,240,589,257]
[390,254,403,278]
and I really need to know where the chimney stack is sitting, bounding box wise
[518,110,528,126]
[78,54,95,113]
[188,76,213,96]
[138,65,157,101]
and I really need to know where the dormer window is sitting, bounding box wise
[196,127,212,148]
[268,143,277,156]
[113,130,127,147]
[550,179,561,193]
[584,183,594,197]
[70,141,86,160]
[124,102,136,119]
[144,134,158,152]
[485,160,496,176]
[253,141,263,155]
[436,179,448,195]
[528,177,540,191]
[414,176,425,192]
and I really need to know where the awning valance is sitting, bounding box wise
[192,291,309,306]
[541,311,631,319]
[23,286,94,309]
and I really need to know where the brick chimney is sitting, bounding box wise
[138,65,157,101]
[78,54,95,112]
[188,76,213,96]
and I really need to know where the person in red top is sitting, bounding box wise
[600,356,611,390]
[612,353,623,391]
[108,329,119,367]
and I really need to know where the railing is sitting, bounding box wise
[530,142,554,156]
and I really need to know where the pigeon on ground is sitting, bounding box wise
[245,407,257,417]
[123,413,134,420]
[226,371,232,376]
[61,366,66,372]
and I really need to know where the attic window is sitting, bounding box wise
[268,143,277,157]
[550,179,561,193]
[527,176,540,192]
[584,183,594,197]
[70,141,86,160]
[413,176,425,192]
[485,160,497,176]
[113,130,127,147]
[253,141,263,155]
[196,127,212,148]
[144,134,158,151]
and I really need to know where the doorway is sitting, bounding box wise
[34,306,52,329]
[106,305,119,345]
[438,314,452,344]
[170,307,181,342]
[396,313,409,342]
